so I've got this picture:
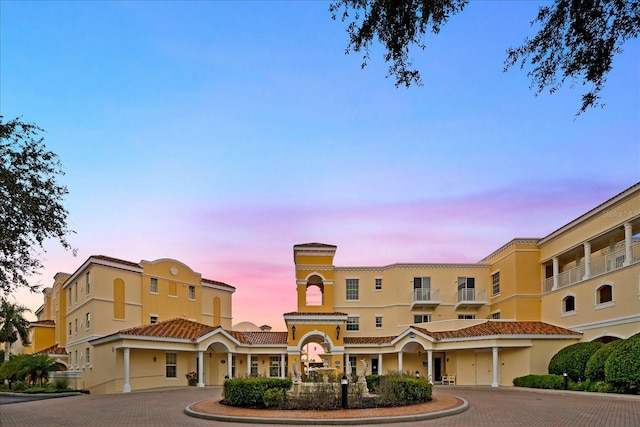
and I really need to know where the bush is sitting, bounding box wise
[23,386,49,394]
[585,340,624,381]
[223,377,291,408]
[263,388,286,408]
[365,374,382,392]
[513,374,564,389]
[377,376,432,406]
[284,383,340,410]
[548,342,603,381]
[605,334,640,394]
[53,378,70,390]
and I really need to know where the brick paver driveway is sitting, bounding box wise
[1,386,638,426]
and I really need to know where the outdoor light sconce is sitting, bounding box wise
[221,359,226,364]
[153,356,157,362]
[291,325,296,340]
[208,352,213,358]
[336,325,341,340]
[409,332,416,339]
[418,351,421,357]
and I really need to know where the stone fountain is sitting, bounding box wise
[309,335,338,383]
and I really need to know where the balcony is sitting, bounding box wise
[543,242,640,293]
[411,288,440,308]
[455,288,487,309]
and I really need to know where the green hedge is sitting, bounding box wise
[222,377,291,408]
[585,340,624,381]
[513,374,564,389]
[605,333,640,393]
[548,342,603,381]
[377,376,432,405]
[365,374,382,392]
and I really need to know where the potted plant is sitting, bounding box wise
[186,371,198,386]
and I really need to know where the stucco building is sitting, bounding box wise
[22,182,640,393]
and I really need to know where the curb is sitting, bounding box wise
[184,397,469,425]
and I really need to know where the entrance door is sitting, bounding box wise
[371,358,379,375]
[434,356,443,382]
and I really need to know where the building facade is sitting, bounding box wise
[21,183,640,393]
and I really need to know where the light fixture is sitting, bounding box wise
[209,351,212,358]
[153,356,157,362]
[336,325,341,340]
[409,332,416,339]
[291,325,296,340]
[418,351,421,357]
[221,359,226,364]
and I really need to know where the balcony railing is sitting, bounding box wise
[457,288,486,304]
[543,243,640,293]
[411,288,440,307]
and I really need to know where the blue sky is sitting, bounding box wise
[2,1,639,329]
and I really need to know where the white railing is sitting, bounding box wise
[457,288,486,303]
[413,288,440,303]
[542,243,640,293]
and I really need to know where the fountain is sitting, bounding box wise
[308,335,338,383]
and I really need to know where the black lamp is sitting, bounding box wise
[291,325,296,340]
[336,325,341,340]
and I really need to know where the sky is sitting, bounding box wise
[2,1,639,330]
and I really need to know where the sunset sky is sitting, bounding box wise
[2,1,639,329]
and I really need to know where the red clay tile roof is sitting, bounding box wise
[414,321,581,340]
[294,243,337,249]
[344,336,396,345]
[37,344,68,355]
[227,331,289,345]
[283,312,349,316]
[202,277,235,290]
[119,318,218,340]
[91,255,142,268]
[30,320,55,326]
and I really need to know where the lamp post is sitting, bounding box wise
[341,373,348,409]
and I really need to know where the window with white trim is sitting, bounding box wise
[150,315,158,324]
[375,316,383,328]
[270,356,280,377]
[346,279,359,301]
[251,359,258,376]
[491,271,500,296]
[85,347,91,364]
[563,295,576,313]
[189,285,196,300]
[68,322,72,336]
[375,278,382,291]
[413,314,431,323]
[597,284,613,304]
[85,312,91,329]
[349,356,357,376]
[74,318,78,333]
[491,312,500,319]
[166,353,177,378]
[457,314,475,320]
[150,278,158,293]
[346,316,359,331]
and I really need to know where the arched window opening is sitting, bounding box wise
[563,295,575,313]
[597,284,613,304]
[305,275,324,306]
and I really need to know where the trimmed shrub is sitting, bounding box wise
[513,374,564,389]
[548,342,603,381]
[53,378,70,390]
[263,388,286,408]
[605,333,640,394]
[377,376,432,406]
[585,339,624,381]
[222,377,291,408]
[365,374,381,393]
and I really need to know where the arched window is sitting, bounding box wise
[305,275,324,306]
[596,284,613,304]
[562,295,575,313]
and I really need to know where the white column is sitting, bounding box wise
[583,242,591,279]
[492,347,499,387]
[281,354,286,378]
[247,354,252,376]
[624,222,633,266]
[123,348,131,393]
[344,353,349,375]
[427,350,433,384]
[227,352,232,378]
[378,353,383,375]
[197,351,204,387]
[397,351,403,373]
[552,257,559,290]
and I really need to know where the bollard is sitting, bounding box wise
[341,373,348,409]
[563,373,568,390]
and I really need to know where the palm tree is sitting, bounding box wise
[0,298,31,362]
[22,353,59,386]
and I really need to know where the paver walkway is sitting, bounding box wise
[0,386,638,426]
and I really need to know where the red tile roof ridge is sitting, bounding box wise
[283,311,349,316]
[201,277,235,290]
[37,344,68,355]
[90,255,141,268]
[30,319,56,326]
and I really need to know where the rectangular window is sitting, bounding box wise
[346,316,359,331]
[150,278,158,293]
[413,277,431,289]
[349,356,357,376]
[166,353,177,378]
[75,350,78,365]
[150,315,158,324]
[491,312,501,319]
[68,322,72,336]
[375,278,382,291]
[413,314,431,323]
[86,272,91,295]
[251,359,258,377]
[189,285,195,300]
[270,356,280,377]
[458,314,476,320]
[492,272,500,296]
[68,288,72,306]
[75,282,78,303]
[85,312,91,329]
[85,347,91,364]
[458,277,476,301]
[169,282,177,296]
[75,318,78,333]
[346,279,359,301]
[375,316,383,328]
